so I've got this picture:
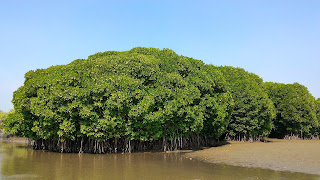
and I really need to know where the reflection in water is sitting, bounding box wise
[0,142,319,180]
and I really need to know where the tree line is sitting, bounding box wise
[3,47,320,153]
[0,110,9,131]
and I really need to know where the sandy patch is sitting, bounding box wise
[186,138,320,175]
[1,137,29,144]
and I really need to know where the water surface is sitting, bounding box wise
[0,142,319,180]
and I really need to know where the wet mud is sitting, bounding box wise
[186,138,320,175]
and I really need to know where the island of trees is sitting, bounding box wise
[3,47,320,153]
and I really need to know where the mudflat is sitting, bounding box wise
[1,137,29,144]
[186,138,320,175]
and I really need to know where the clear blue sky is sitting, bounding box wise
[0,0,319,112]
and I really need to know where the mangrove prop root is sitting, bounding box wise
[32,135,218,154]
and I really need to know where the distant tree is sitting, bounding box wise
[0,110,13,131]
[265,82,318,138]
[0,111,6,130]
[314,99,320,135]
[216,66,275,141]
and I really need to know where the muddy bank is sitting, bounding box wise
[0,135,29,144]
[186,138,320,175]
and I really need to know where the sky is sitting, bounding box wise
[0,0,319,112]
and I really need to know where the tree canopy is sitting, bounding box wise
[4,47,319,153]
[265,82,318,138]
[216,66,275,140]
[4,47,233,153]
[314,98,320,135]
[0,111,6,122]
[0,111,8,131]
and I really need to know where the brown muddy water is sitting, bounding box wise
[0,142,319,180]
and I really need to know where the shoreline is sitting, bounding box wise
[0,136,29,145]
[1,136,320,176]
[185,138,320,175]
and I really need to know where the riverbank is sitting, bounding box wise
[0,136,29,144]
[1,135,320,176]
[185,138,320,175]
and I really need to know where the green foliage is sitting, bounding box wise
[265,82,318,138]
[216,66,276,140]
[316,99,320,120]
[0,111,6,123]
[5,47,319,150]
[313,99,320,135]
[0,110,14,132]
[0,111,7,131]
[4,47,233,145]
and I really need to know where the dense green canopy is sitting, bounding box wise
[0,111,6,123]
[216,66,275,140]
[316,99,320,121]
[0,110,9,131]
[265,82,318,138]
[4,47,233,153]
[313,98,320,135]
[4,47,319,153]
